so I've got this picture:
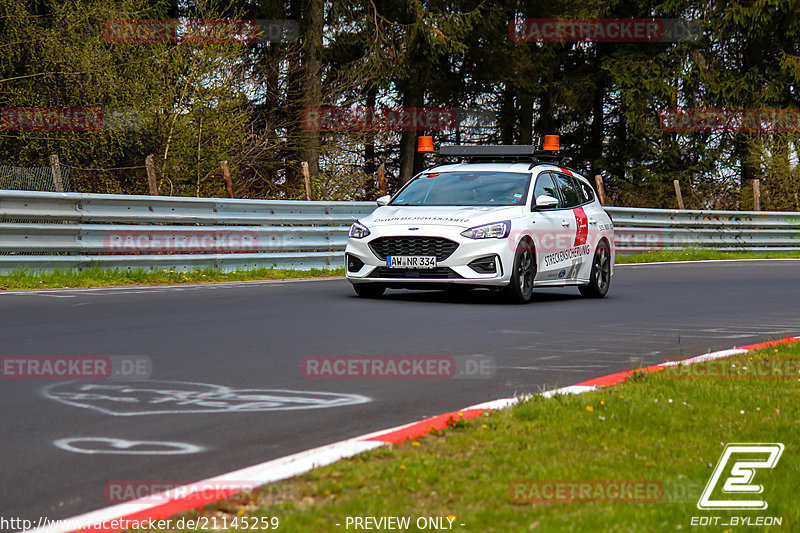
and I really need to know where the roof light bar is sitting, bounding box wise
[436,144,564,163]
[417,135,565,163]
[437,145,539,158]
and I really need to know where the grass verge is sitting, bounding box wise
[2,248,798,290]
[157,340,800,532]
[0,266,344,290]
[617,248,800,264]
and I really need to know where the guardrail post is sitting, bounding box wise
[753,179,761,211]
[594,174,607,205]
[220,160,235,198]
[378,163,386,195]
[49,154,64,193]
[145,154,159,196]
[301,161,313,201]
[673,180,685,209]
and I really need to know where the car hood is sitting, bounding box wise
[364,205,524,228]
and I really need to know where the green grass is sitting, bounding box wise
[2,248,798,290]
[158,340,800,532]
[617,248,800,264]
[0,266,344,290]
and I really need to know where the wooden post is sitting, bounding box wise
[49,154,64,192]
[220,160,234,198]
[377,163,386,195]
[753,178,761,211]
[301,161,312,201]
[673,179,685,209]
[594,174,606,205]
[145,154,159,195]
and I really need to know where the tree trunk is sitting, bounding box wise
[589,46,607,176]
[518,92,534,145]
[499,86,515,144]
[299,0,323,180]
[399,87,422,184]
[534,89,554,141]
[364,87,377,174]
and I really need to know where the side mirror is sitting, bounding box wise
[376,194,391,207]
[534,195,559,209]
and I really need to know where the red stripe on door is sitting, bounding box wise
[574,206,588,246]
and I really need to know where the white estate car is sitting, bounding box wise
[345,142,614,303]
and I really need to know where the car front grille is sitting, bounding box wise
[369,236,459,261]
[368,267,462,279]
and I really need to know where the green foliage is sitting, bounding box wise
[2,0,800,207]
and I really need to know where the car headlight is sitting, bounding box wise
[460,221,510,239]
[348,221,371,239]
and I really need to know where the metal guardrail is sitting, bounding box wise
[0,190,798,272]
[606,207,800,253]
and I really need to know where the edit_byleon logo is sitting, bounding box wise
[697,443,784,510]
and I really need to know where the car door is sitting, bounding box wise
[549,172,592,280]
[529,172,577,281]
[571,174,607,280]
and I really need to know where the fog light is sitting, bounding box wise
[468,255,498,274]
[346,254,364,273]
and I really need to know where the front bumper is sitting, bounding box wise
[345,225,516,287]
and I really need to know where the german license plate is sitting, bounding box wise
[386,256,437,268]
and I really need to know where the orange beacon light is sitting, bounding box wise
[542,135,560,151]
[417,136,435,152]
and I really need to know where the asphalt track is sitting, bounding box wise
[1,260,799,523]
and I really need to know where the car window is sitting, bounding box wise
[532,173,560,208]
[574,177,595,203]
[555,174,581,208]
[392,171,531,206]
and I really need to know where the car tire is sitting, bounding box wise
[503,239,536,304]
[352,283,386,298]
[579,239,611,298]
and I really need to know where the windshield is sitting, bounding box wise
[392,171,531,206]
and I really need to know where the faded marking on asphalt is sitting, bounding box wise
[43,380,371,416]
[54,437,203,455]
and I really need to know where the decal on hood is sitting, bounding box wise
[373,215,471,224]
